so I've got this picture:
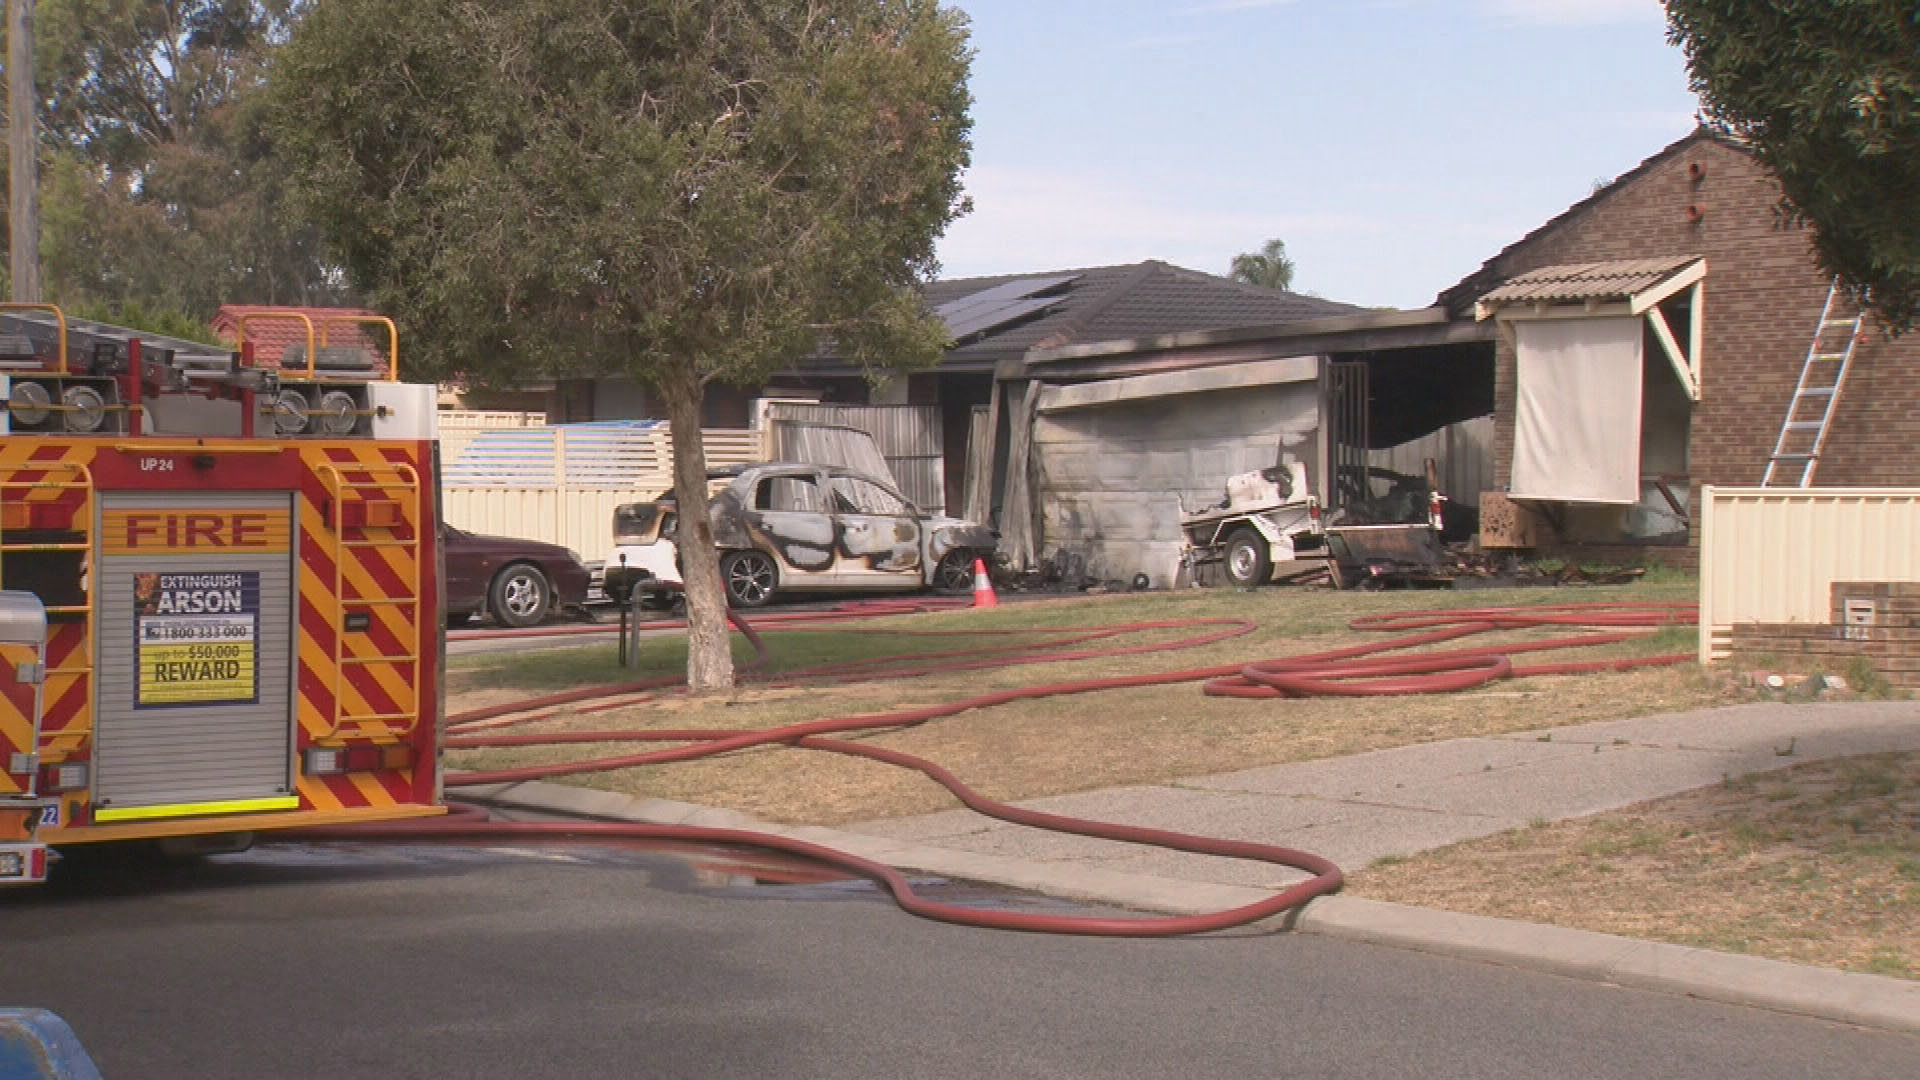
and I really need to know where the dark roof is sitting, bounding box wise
[800,260,1365,374]
[1435,128,1748,315]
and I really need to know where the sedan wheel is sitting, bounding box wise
[489,563,552,628]
[934,550,976,595]
[721,550,777,609]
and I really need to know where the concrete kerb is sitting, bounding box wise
[457,779,1920,1037]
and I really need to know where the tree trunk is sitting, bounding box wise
[659,371,735,692]
[8,0,42,302]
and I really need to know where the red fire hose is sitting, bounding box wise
[300,600,1695,936]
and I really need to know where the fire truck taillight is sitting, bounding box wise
[304,744,414,777]
[0,846,48,883]
[38,762,88,793]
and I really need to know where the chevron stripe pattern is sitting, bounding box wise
[0,435,440,841]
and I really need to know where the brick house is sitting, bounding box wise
[1440,128,1920,562]
[977,129,1920,571]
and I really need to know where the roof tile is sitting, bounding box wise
[1476,255,1703,307]
[909,260,1364,371]
[211,305,386,370]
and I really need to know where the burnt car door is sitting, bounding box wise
[826,473,923,586]
[745,468,840,583]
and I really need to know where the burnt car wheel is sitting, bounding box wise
[722,550,777,609]
[934,550,976,595]
[1224,528,1271,588]
[489,563,552,628]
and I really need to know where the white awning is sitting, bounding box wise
[1510,317,1643,505]
[1476,256,1705,402]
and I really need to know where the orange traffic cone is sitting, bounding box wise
[971,558,999,608]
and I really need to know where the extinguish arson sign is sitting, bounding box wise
[134,572,261,708]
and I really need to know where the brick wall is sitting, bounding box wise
[1480,135,1920,547]
[1728,582,1920,689]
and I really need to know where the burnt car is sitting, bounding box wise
[603,463,997,609]
[441,524,591,628]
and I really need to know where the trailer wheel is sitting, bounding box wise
[1224,528,1271,588]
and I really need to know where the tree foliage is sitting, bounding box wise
[271,0,973,689]
[13,0,343,314]
[1667,1,1920,331]
[36,0,300,172]
[1228,238,1296,292]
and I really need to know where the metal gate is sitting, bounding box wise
[1327,361,1370,512]
[92,493,298,821]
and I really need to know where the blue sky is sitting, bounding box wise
[933,0,1702,309]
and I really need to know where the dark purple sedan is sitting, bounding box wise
[441,524,591,628]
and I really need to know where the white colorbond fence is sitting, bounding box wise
[440,423,765,566]
[438,409,546,466]
[442,487,656,566]
[1698,486,1920,664]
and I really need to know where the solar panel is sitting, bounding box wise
[935,273,1080,340]
[942,295,1064,340]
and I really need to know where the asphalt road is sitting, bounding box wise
[4,840,1914,1080]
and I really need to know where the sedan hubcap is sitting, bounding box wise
[504,575,542,617]
[730,559,773,603]
[939,555,972,591]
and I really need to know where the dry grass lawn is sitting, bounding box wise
[446,581,1920,979]
[447,582,1718,824]
[1354,752,1920,980]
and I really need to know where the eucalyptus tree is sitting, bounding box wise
[272,0,974,689]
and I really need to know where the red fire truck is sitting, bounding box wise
[0,305,444,885]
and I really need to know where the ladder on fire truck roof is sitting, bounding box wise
[1762,280,1865,488]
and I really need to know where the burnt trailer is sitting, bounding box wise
[1177,458,1452,590]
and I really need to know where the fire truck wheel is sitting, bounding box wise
[1224,528,1271,588]
[489,563,552,628]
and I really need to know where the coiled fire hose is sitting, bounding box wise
[300,600,1696,936]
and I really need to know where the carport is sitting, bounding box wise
[988,308,1496,585]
